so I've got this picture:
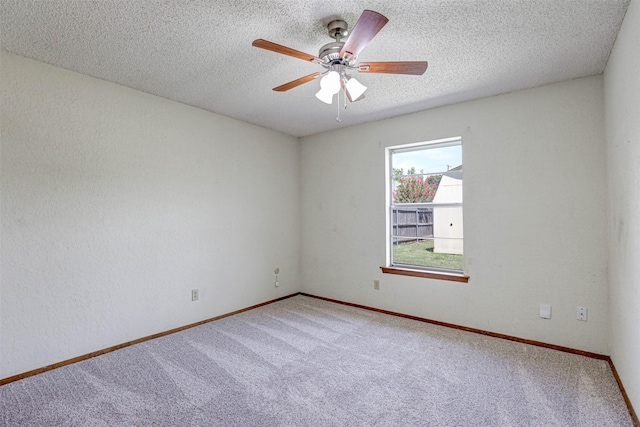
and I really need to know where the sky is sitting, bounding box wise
[392,145,462,176]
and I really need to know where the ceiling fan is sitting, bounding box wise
[252,10,428,106]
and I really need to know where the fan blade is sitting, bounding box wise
[273,72,322,92]
[358,61,428,75]
[340,10,389,60]
[252,39,323,63]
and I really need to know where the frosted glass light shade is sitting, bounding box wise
[315,88,334,104]
[315,71,341,104]
[345,77,367,100]
[321,71,341,94]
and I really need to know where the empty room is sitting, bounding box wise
[1,0,638,425]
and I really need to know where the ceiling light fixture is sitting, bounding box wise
[315,70,341,104]
[344,76,367,101]
[315,69,367,105]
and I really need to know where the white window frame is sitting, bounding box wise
[385,136,465,278]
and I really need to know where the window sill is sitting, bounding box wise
[380,266,469,283]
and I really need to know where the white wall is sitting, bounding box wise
[0,51,300,378]
[301,75,609,354]
[605,0,640,412]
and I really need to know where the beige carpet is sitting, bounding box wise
[0,295,633,426]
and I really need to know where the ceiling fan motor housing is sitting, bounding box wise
[320,19,353,64]
[319,41,345,62]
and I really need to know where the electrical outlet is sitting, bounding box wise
[577,306,587,321]
[374,280,380,290]
[191,289,199,301]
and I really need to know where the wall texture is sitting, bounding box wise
[0,51,300,378]
[605,0,640,412]
[300,75,609,354]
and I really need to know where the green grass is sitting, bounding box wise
[393,240,463,271]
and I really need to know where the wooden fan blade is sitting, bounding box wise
[273,72,322,92]
[358,61,428,75]
[252,39,323,63]
[340,10,389,60]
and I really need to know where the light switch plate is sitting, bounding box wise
[539,303,551,319]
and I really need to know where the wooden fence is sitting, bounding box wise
[392,208,433,243]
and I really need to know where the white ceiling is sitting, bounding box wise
[0,0,630,137]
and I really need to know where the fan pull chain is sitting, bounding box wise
[336,90,342,122]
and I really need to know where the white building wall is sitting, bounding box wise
[433,175,463,254]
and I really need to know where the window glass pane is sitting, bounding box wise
[392,173,443,203]
[392,145,462,175]
[390,140,463,272]
[392,237,463,271]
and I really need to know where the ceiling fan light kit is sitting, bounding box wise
[345,76,367,100]
[252,9,428,114]
[315,70,341,104]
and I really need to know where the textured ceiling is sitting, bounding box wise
[0,0,630,137]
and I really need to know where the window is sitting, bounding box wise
[385,137,464,277]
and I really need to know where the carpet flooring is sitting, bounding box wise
[0,295,633,426]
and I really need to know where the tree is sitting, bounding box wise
[393,168,442,202]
